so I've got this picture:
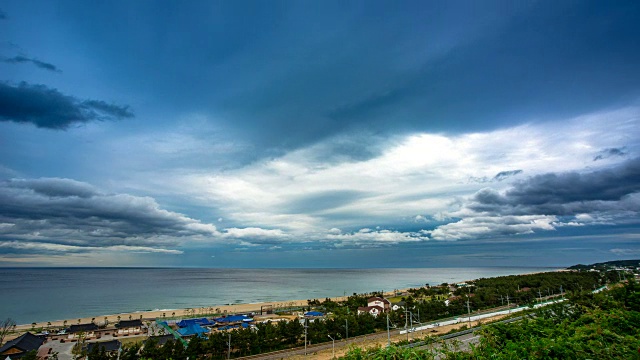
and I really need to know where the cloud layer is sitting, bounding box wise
[1,1,639,266]
[0,178,218,255]
[0,82,133,129]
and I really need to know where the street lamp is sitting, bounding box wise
[328,334,335,359]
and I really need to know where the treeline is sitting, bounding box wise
[568,258,640,270]
[341,279,640,359]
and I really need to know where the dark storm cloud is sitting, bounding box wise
[328,1,640,134]
[0,178,218,252]
[467,157,640,216]
[37,1,640,156]
[3,55,61,72]
[0,82,133,129]
[593,147,628,161]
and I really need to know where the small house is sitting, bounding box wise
[66,323,98,340]
[391,301,405,311]
[85,340,121,355]
[366,297,391,312]
[0,332,45,359]
[115,319,144,336]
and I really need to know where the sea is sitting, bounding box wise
[0,267,558,324]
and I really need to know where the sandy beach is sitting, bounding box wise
[14,290,403,331]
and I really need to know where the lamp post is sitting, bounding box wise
[328,334,335,359]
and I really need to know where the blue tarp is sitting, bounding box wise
[177,323,209,336]
[304,311,324,317]
[214,315,250,323]
[177,318,215,327]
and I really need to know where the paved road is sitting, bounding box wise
[414,331,481,359]
[238,329,405,360]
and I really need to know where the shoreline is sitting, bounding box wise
[13,290,402,331]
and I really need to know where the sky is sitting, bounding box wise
[0,0,639,268]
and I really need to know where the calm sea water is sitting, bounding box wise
[0,267,556,324]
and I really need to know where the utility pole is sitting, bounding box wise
[466,295,472,328]
[227,333,231,360]
[500,295,504,306]
[304,318,308,356]
[405,308,409,342]
[409,311,413,341]
[345,319,348,342]
[387,314,391,347]
[560,285,564,299]
[506,294,510,314]
[538,290,542,303]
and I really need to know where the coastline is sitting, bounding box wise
[14,290,402,331]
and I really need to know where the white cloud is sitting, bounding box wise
[222,227,289,241]
[326,228,428,244]
[167,107,637,243]
[426,215,558,241]
[0,241,183,254]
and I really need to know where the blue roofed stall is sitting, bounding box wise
[304,311,324,317]
[177,323,209,337]
[177,318,215,327]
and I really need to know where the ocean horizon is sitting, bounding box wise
[1,266,559,324]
